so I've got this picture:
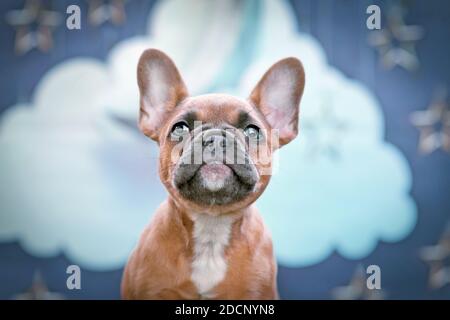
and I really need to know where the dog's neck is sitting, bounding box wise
[167,197,247,297]
[167,197,247,224]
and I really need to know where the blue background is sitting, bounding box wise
[0,0,449,299]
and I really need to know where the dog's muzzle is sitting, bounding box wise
[172,128,259,205]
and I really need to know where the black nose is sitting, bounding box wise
[203,135,226,150]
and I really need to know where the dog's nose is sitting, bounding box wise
[203,135,226,150]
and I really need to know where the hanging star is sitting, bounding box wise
[14,271,64,300]
[87,0,127,26]
[410,87,450,154]
[331,265,386,300]
[5,0,62,55]
[301,95,348,159]
[420,223,450,290]
[368,5,424,72]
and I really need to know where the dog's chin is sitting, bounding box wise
[173,163,258,207]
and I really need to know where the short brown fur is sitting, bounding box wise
[122,49,304,299]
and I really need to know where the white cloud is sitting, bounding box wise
[0,59,166,269]
[0,0,416,269]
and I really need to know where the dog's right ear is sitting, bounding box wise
[137,49,188,141]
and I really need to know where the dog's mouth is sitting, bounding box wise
[173,161,259,206]
[172,129,259,206]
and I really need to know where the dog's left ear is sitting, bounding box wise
[137,49,188,141]
[249,57,305,147]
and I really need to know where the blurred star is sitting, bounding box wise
[410,87,450,154]
[5,0,62,55]
[331,265,386,300]
[14,271,64,300]
[301,96,348,159]
[420,223,450,290]
[88,0,127,26]
[368,6,424,72]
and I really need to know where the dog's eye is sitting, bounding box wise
[170,122,190,139]
[244,125,261,140]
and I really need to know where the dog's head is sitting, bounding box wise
[137,49,305,214]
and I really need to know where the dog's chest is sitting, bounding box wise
[190,214,234,298]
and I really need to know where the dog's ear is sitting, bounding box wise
[249,57,305,147]
[137,49,188,141]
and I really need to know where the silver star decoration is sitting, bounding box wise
[331,265,386,300]
[5,0,62,55]
[88,0,127,26]
[14,271,64,300]
[368,5,424,72]
[410,87,450,154]
[420,223,450,290]
[301,95,348,159]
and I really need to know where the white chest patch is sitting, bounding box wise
[191,214,234,297]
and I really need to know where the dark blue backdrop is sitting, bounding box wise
[0,0,449,299]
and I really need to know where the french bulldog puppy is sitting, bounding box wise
[121,49,305,299]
